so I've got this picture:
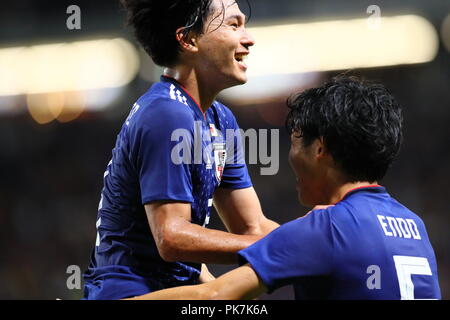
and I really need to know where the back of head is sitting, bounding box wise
[120,0,213,67]
[286,75,403,183]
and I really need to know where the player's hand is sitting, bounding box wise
[199,264,216,283]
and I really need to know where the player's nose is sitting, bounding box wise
[241,28,255,49]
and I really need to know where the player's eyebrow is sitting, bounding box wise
[225,14,247,24]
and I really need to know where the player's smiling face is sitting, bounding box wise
[195,0,255,89]
[288,133,326,208]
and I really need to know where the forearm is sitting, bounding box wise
[206,264,267,300]
[258,217,280,235]
[162,220,263,264]
[213,187,279,237]
[236,219,279,237]
[126,264,266,301]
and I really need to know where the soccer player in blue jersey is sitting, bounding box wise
[129,76,441,300]
[83,0,279,300]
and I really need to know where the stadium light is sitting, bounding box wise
[246,15,439,76]
[0,38,140,96]
[26,92,86,124]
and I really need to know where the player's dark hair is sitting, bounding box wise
[286,76,403,183]
[120,0,227,67]
[119,0,214,67]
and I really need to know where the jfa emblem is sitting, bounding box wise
[213,143,227,182]
[209,124,218,137]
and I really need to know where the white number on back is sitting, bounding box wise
[393,255,432,300]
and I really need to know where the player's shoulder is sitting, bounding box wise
[142,82,195,116]
[331,190,426,227]
[127,84,196,129]
[389,197,428,231]
[274,208,334,244]
[311,202,354,227]
[295,207,334,226]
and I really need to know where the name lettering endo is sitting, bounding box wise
[377,215,421,239]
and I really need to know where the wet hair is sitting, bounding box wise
[120,0,215,67]
[286,75,403,183]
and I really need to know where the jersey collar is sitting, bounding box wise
[337,185,386,204]
[161,76,207,120]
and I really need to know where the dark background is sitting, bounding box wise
[0,0,449,300]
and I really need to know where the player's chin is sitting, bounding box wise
[231,62,249,84]
[223,69,248,88]
[233,71,248,85]
[225,76,247,88]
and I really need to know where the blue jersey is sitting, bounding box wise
[238,186,441,300]
[84,76,252,300]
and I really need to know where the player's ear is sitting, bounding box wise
[315,137,334,167]
[315,137,327,159]
[175,27,199,54]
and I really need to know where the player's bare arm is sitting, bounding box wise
[126,263,267,300]
[145,201,265,264]
[213,187,279,235]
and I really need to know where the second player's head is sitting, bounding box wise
[120,0,255,89]
[286,76,403,207]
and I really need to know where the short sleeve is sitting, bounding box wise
[130,98,195,205]
[238,210,334,292]
[219,110,252,189]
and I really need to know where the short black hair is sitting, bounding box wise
[286,76,403,183]
[120,0,215,67]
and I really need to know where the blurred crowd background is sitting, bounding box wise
[0,0,449,300]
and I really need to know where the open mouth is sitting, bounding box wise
[234,53,248,70]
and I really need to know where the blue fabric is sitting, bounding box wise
[239,187,441,300]
[84,77,252,299]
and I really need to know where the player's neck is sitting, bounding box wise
[164,67,219,113]
[328,180,379,205]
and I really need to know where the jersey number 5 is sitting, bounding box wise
[393,255,432,300]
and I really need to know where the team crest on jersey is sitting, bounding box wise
[209,124,218,137]
[213,143,227,182]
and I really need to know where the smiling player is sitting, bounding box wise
[128,76,441,300]
[83,0,279,300]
